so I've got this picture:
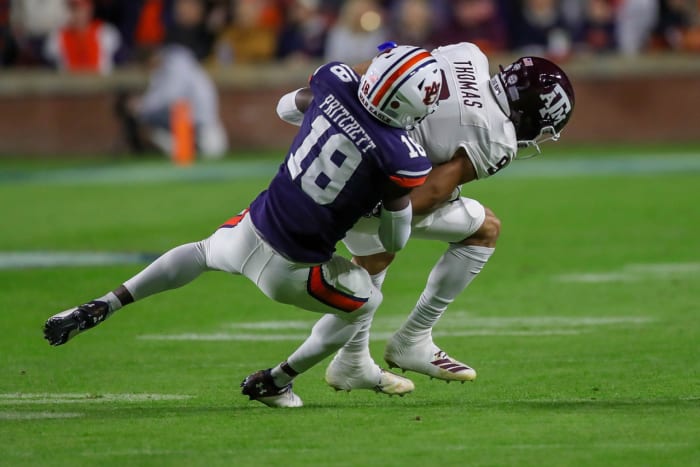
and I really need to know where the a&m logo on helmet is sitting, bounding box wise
[539,83,572,127]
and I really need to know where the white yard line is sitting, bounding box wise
[137,329,582,342]
[0,411,83,420]
[138,313,651,342]
[0,251,158,269]
[0,393,192,405]
[557,262,700,283]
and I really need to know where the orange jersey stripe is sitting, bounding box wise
[389,174,428,188]
[371,51,433,107]
[307,266,367,313]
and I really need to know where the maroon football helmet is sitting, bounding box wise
[489,56,575,153]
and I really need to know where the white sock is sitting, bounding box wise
[96,292,122,313]
[333,270,388,366]
[273,314,361,386]
[333,307,377,367]
[122,241,208,301]
[396,244,494,343]
[274,290,382,385]
[329,269,386,366]
[370,269,387,290]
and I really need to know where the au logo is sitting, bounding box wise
[422,81,440,105]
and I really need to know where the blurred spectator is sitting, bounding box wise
[165,0,217,60]
[276,0,328,64]
[577,0,617,54]
[115,44,228,158]
[387,0,437,50]
[111,0,172,63]
[43,0,121,74]
[654,0,700,51]
[317,0,346,16]
[133,0,170,55]
[211,0,282,65]
[93,0,123,24]
[509,0,572,58]
[10,0,69,66]
[1,0,16,66]
[616,0,659,55]
[324,0,387,63]
[429,0,507,53]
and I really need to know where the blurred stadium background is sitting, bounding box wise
[1,0,699,157]
[2,2,700,465]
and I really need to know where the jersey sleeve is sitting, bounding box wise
[378,134,432,189]
[309,61,360,91]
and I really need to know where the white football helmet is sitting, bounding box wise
[358,44,442,130]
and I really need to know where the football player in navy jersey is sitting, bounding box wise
[278,42,575,388]
[43,44,442,408]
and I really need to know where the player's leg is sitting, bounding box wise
[42,211,252,346]
[322,252,391,384]
[237,248,413,407]
[320,224,406,391]
[43,241,212,346]
[327,223,395,364]
[385,200,500,382]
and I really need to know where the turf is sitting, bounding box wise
[1,145,699,466]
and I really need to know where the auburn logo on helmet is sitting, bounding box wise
[422,81,440,105]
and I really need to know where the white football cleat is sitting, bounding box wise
[384,336,477,382]
[325,354,415,396]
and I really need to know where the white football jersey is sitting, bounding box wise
[410,43,518,179]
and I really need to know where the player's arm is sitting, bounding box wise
[276,87,313,126]
[410,147,477,215]
[378,183,413,253]
[277,61,370,126]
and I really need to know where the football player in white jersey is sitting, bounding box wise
[277,42,575,389]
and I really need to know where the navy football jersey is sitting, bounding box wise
[249,62,432,263]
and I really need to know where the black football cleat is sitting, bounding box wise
[240,369,303,408]
[43,301,111,346]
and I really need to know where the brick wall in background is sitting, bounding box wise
[0,56,699,157]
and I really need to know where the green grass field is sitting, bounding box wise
[1,145,699,466]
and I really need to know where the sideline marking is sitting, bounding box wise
[0,393,192,405]
[0,161,278,186]
[0,251,159,270]
[2,154,700,187]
